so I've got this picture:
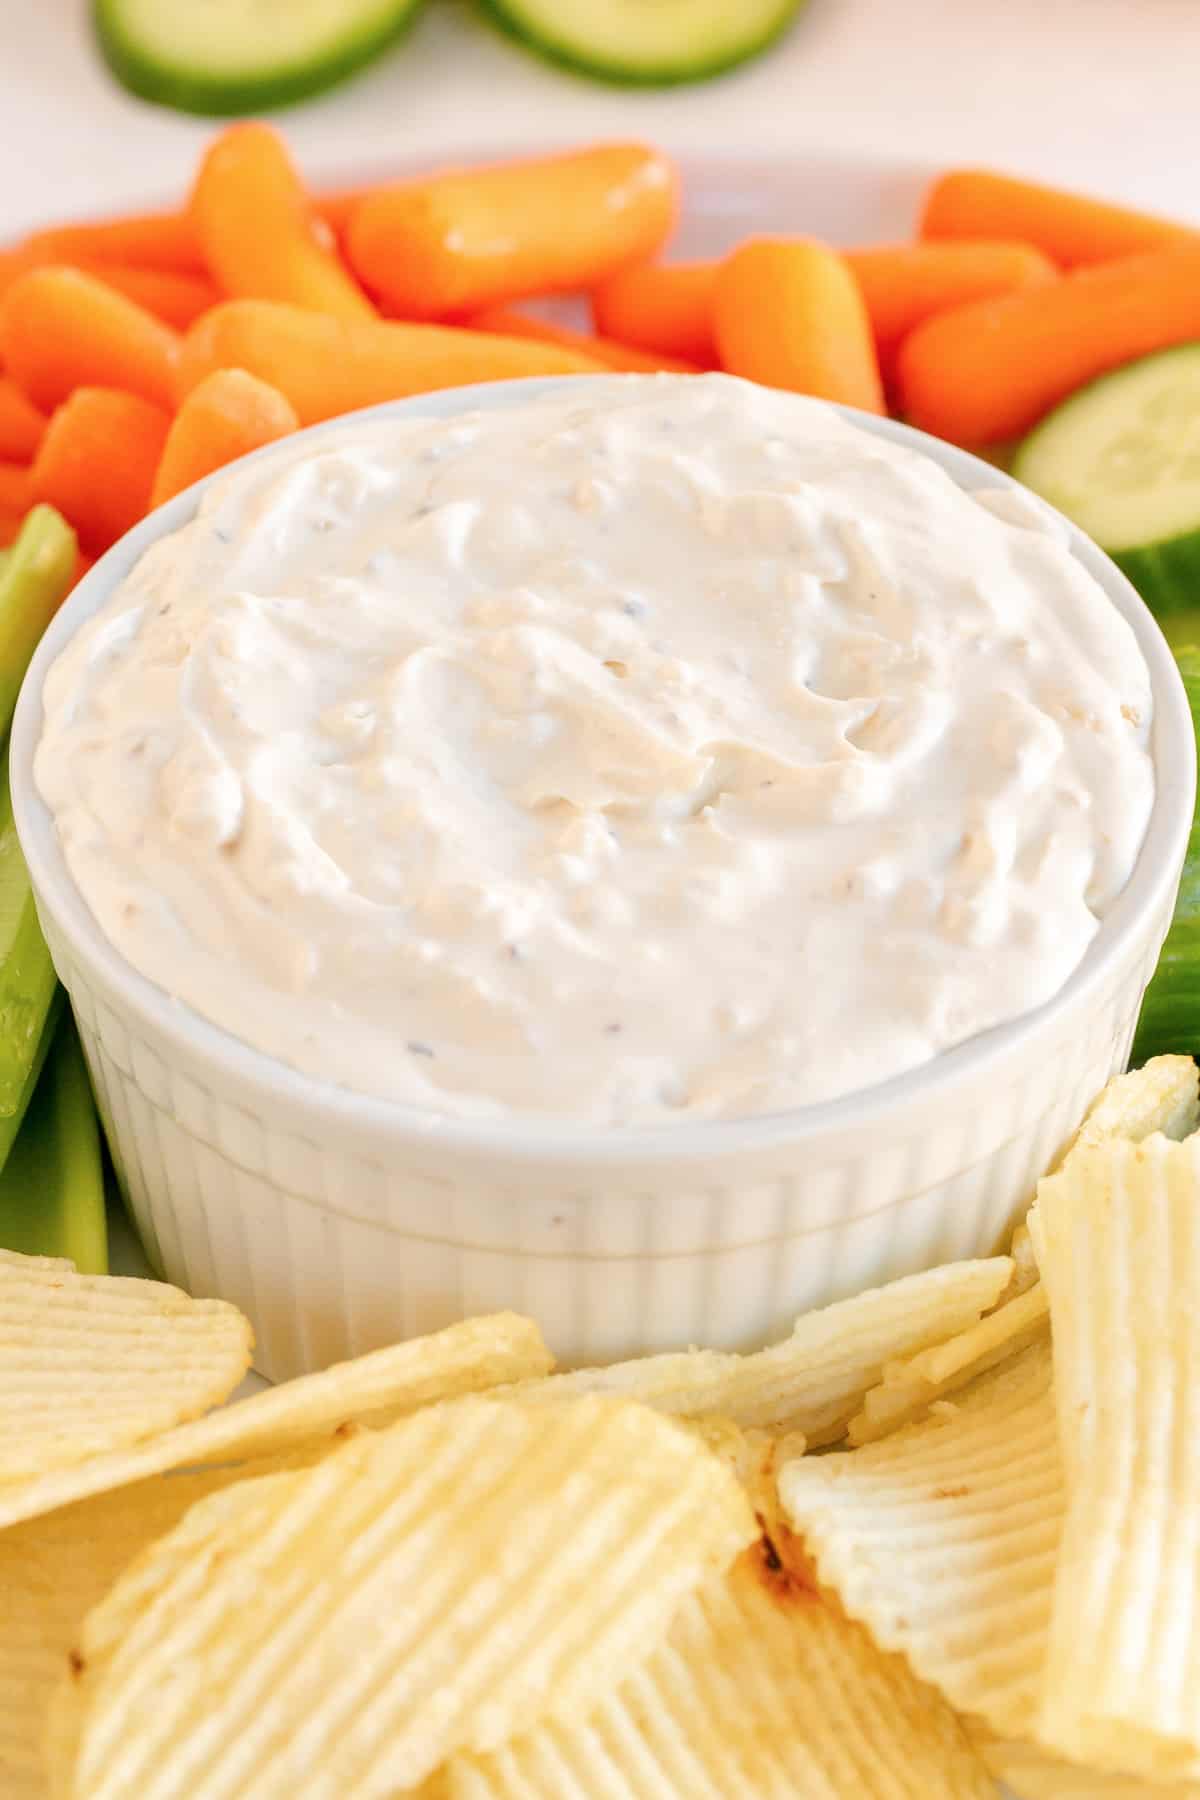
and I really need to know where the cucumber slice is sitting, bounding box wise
[1012,345,1200,617]
[0,1010,107,1273]
[1132,645,1200,1067]
[93,0,426,117]
[0,506,77,744]
[480,0,807,85]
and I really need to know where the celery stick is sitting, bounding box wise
[0,507,77,1135]
[0,505,77,739]
[0,986,62,1171]
[0,1009,107,1273]
[1131,646,1200,1067]
[0,741,58,1122]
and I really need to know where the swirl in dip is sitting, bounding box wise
[34,375,1155,1123]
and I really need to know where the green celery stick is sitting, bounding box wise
[1162,611,1200,654]
[1131,646,1200,1067]
[0,505,79,1154]
[0,505,77,739]
[0,985,62,1171]
[0,740,59,1129]
[0,1009,107,1272]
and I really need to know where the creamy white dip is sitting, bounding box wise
[35,375,1155,1123]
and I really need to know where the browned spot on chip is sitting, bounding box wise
[753,1530,822,1607]
[68,1649,85,1678]
[933,1485,970,1499]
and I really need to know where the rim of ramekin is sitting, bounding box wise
[11,377,1196,1167]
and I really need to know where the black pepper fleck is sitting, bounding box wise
[407,1040,436,1058]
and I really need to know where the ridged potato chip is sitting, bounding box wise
[44,1466,305,1800]
[976,1734,1200,1799]
[1060,1054,1200,1161]
[51,1395,756,1798]
[997,1220,1039,1301]
[1030,1134,1200,1780]
[675,1416,792,1549]
[505,1258,1012,1446]
[847,1059,1197,1453]
[0,1248,252,1483]
[0,1309,551,1531]
[778,1339,1061,1738]
[438,1547,994,1799]
[1,1442,349,1800]
[848,1282,1049,1444]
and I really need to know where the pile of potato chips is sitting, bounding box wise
[3,1056,1199,1798]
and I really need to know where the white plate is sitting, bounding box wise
[94,141,1027,1790]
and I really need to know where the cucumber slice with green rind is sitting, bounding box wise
[1132,645,1200,1067]
[1113,534,1200,620]
[0,1009,107,1273]
[1012,345,1200,617]
[93,0,426,117]
[480,0,808,85]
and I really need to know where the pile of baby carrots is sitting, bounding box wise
[2,125,1198,586]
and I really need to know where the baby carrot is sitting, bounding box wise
[0,248,215,330]
[177,300,604,426]
[0,380,46,462]
[0,267,179,413]
[0,514,23,549]
[0,246,40,300]
[592,260,719,364]
[843,241,1056,361]
[71,263,219,331]
[897,242,1200,445]
[151,368,299,507]
[921,169,1197,269]
[30,389,170,552]
[465,307,700,373]
[190,123,374,322]
[21,210,204,275]
[314,185,374,240]
[593,243,1056,373]
[713,239,884,414]
[0,464,31,517]
[346,144,678,319]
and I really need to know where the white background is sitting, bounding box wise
[2,0,1199,233]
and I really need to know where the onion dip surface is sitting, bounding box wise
[34,375,1154,1123]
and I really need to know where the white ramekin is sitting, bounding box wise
[11,380,1195,1381]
